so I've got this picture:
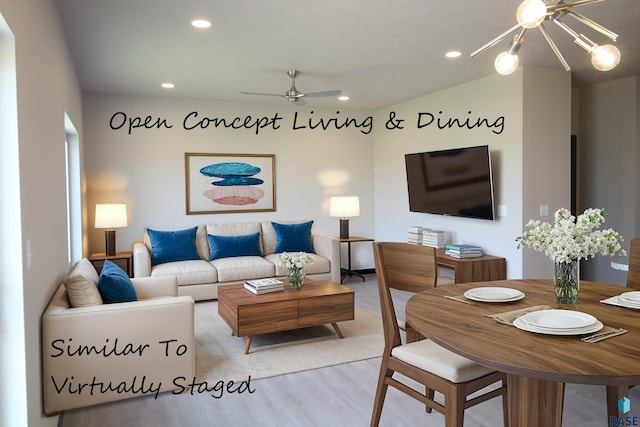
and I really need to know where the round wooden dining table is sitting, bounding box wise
[405,279,640,427]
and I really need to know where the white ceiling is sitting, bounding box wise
[54,0,640,111]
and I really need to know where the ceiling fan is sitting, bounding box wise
[239,70,342,102]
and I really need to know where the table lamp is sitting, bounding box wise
[95,203,128,256]
[329,196,360,239]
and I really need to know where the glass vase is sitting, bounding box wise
[554,260,579,304]
[288,268,305,289]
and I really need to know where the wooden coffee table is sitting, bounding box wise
[218,280,354,354]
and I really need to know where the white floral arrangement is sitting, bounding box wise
[516,208,626,263]
[276,251,313,271]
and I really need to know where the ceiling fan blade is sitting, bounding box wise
[304,89,342,98]
[238,91,285,98]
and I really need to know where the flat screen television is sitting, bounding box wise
[404,145,495,220]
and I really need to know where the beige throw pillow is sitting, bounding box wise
[63,274,103,307]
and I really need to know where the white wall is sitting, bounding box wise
[580,76,639,285]
[83,94,377,269]
[0,0,82,426]
[373,67,571,279]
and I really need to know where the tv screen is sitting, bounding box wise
[405,145,495,220]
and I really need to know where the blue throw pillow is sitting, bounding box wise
[98,260,137,303]
[147,227,200,265]
[272,221,315,253]
[208,232,263,260]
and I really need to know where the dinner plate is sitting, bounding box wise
[513,316,603,335]
[463,287,525,302]
[519,309,598,330]
[620,291,640,303]
[615,296,640,309]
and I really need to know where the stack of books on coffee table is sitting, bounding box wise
[244,278,285,294]
[444,244,483,258]
[407,226,446,248]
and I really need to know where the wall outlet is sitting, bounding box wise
[540,204,549,216]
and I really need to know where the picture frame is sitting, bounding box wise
[185,153,276,214]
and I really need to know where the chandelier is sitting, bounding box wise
[471,0,621,75]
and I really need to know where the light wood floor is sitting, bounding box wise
[60,274,640,427]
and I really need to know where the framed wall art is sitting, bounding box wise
[185,153,276,214]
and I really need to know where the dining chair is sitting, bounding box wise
[370,242,508,427]
[626,237,640,290]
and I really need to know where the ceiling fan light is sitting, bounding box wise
[591,44,621,71]
[516,0,547,29]
[495,52,519,75]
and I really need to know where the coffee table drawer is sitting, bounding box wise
[298,293,354,327]
[238,300,299,335]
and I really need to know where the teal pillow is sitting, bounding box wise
[208,232,262,260]
[148,227,200,265]
[272,221,315,253]
[98,260,137,303]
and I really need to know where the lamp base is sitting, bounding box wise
[105,229,116,256]
[339,218,350,240]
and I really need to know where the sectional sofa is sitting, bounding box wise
[132,220,341,301]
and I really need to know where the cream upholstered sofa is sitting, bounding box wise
[42,259,195,415]
[133,220,341,301]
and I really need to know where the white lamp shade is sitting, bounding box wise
[95,204,128,228]
[329,196,360,218]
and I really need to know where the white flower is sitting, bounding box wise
[516,208,626,263]
[276,252,313,271]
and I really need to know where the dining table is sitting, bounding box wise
[405,279,640,427]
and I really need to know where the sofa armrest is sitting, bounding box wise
[133,241,151,277]
[131,276,178,299]
[313,234,341,283]
[43,286,195,414]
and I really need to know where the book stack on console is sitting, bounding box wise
[444,244,483,258]
[407,226,446,248]
[244,278,285,294]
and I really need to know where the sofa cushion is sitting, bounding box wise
[272,221,315,253]
[151,260,218,286]
[98,260,138,303]
[208,232,262,260]
[211,256,275,282]
[63,275,103,307]
[265,253,331,276]
[69,257,100,286]
[148,227,200,265]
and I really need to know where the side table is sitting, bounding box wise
[338,236,374,283]
[88,252,133,277]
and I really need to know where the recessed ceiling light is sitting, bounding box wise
[339,95,350,101]
[161,82,175,89]
[445,51,462,58]
[191,19,212,29]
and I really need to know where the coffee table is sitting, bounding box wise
[218,280,355,354]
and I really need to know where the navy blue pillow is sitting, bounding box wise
[98,260,137,303]
[147,227,200,265]
[272,221,315,253]
[208,232,263,260]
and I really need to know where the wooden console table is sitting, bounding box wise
[435,248,506,283]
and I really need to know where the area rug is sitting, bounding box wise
[194,301,383,383]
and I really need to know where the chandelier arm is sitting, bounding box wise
[539,23,571,71]
[558,0,607,8]
[565,9,618,41]
[470,23,522,57]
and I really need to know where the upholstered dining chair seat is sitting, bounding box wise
[392,339,495,383]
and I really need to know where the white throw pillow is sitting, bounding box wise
[63,274,103,307]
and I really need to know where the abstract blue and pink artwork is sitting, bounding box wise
[185,153,275,214]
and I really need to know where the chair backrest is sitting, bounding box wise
[626,237,640,290]
[373,242,438,349]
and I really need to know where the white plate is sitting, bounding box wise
[616,296,640,309]
[464,287,525,302]
[620,291,640,303]
[514,316,603,335]
[519,309,598,330]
